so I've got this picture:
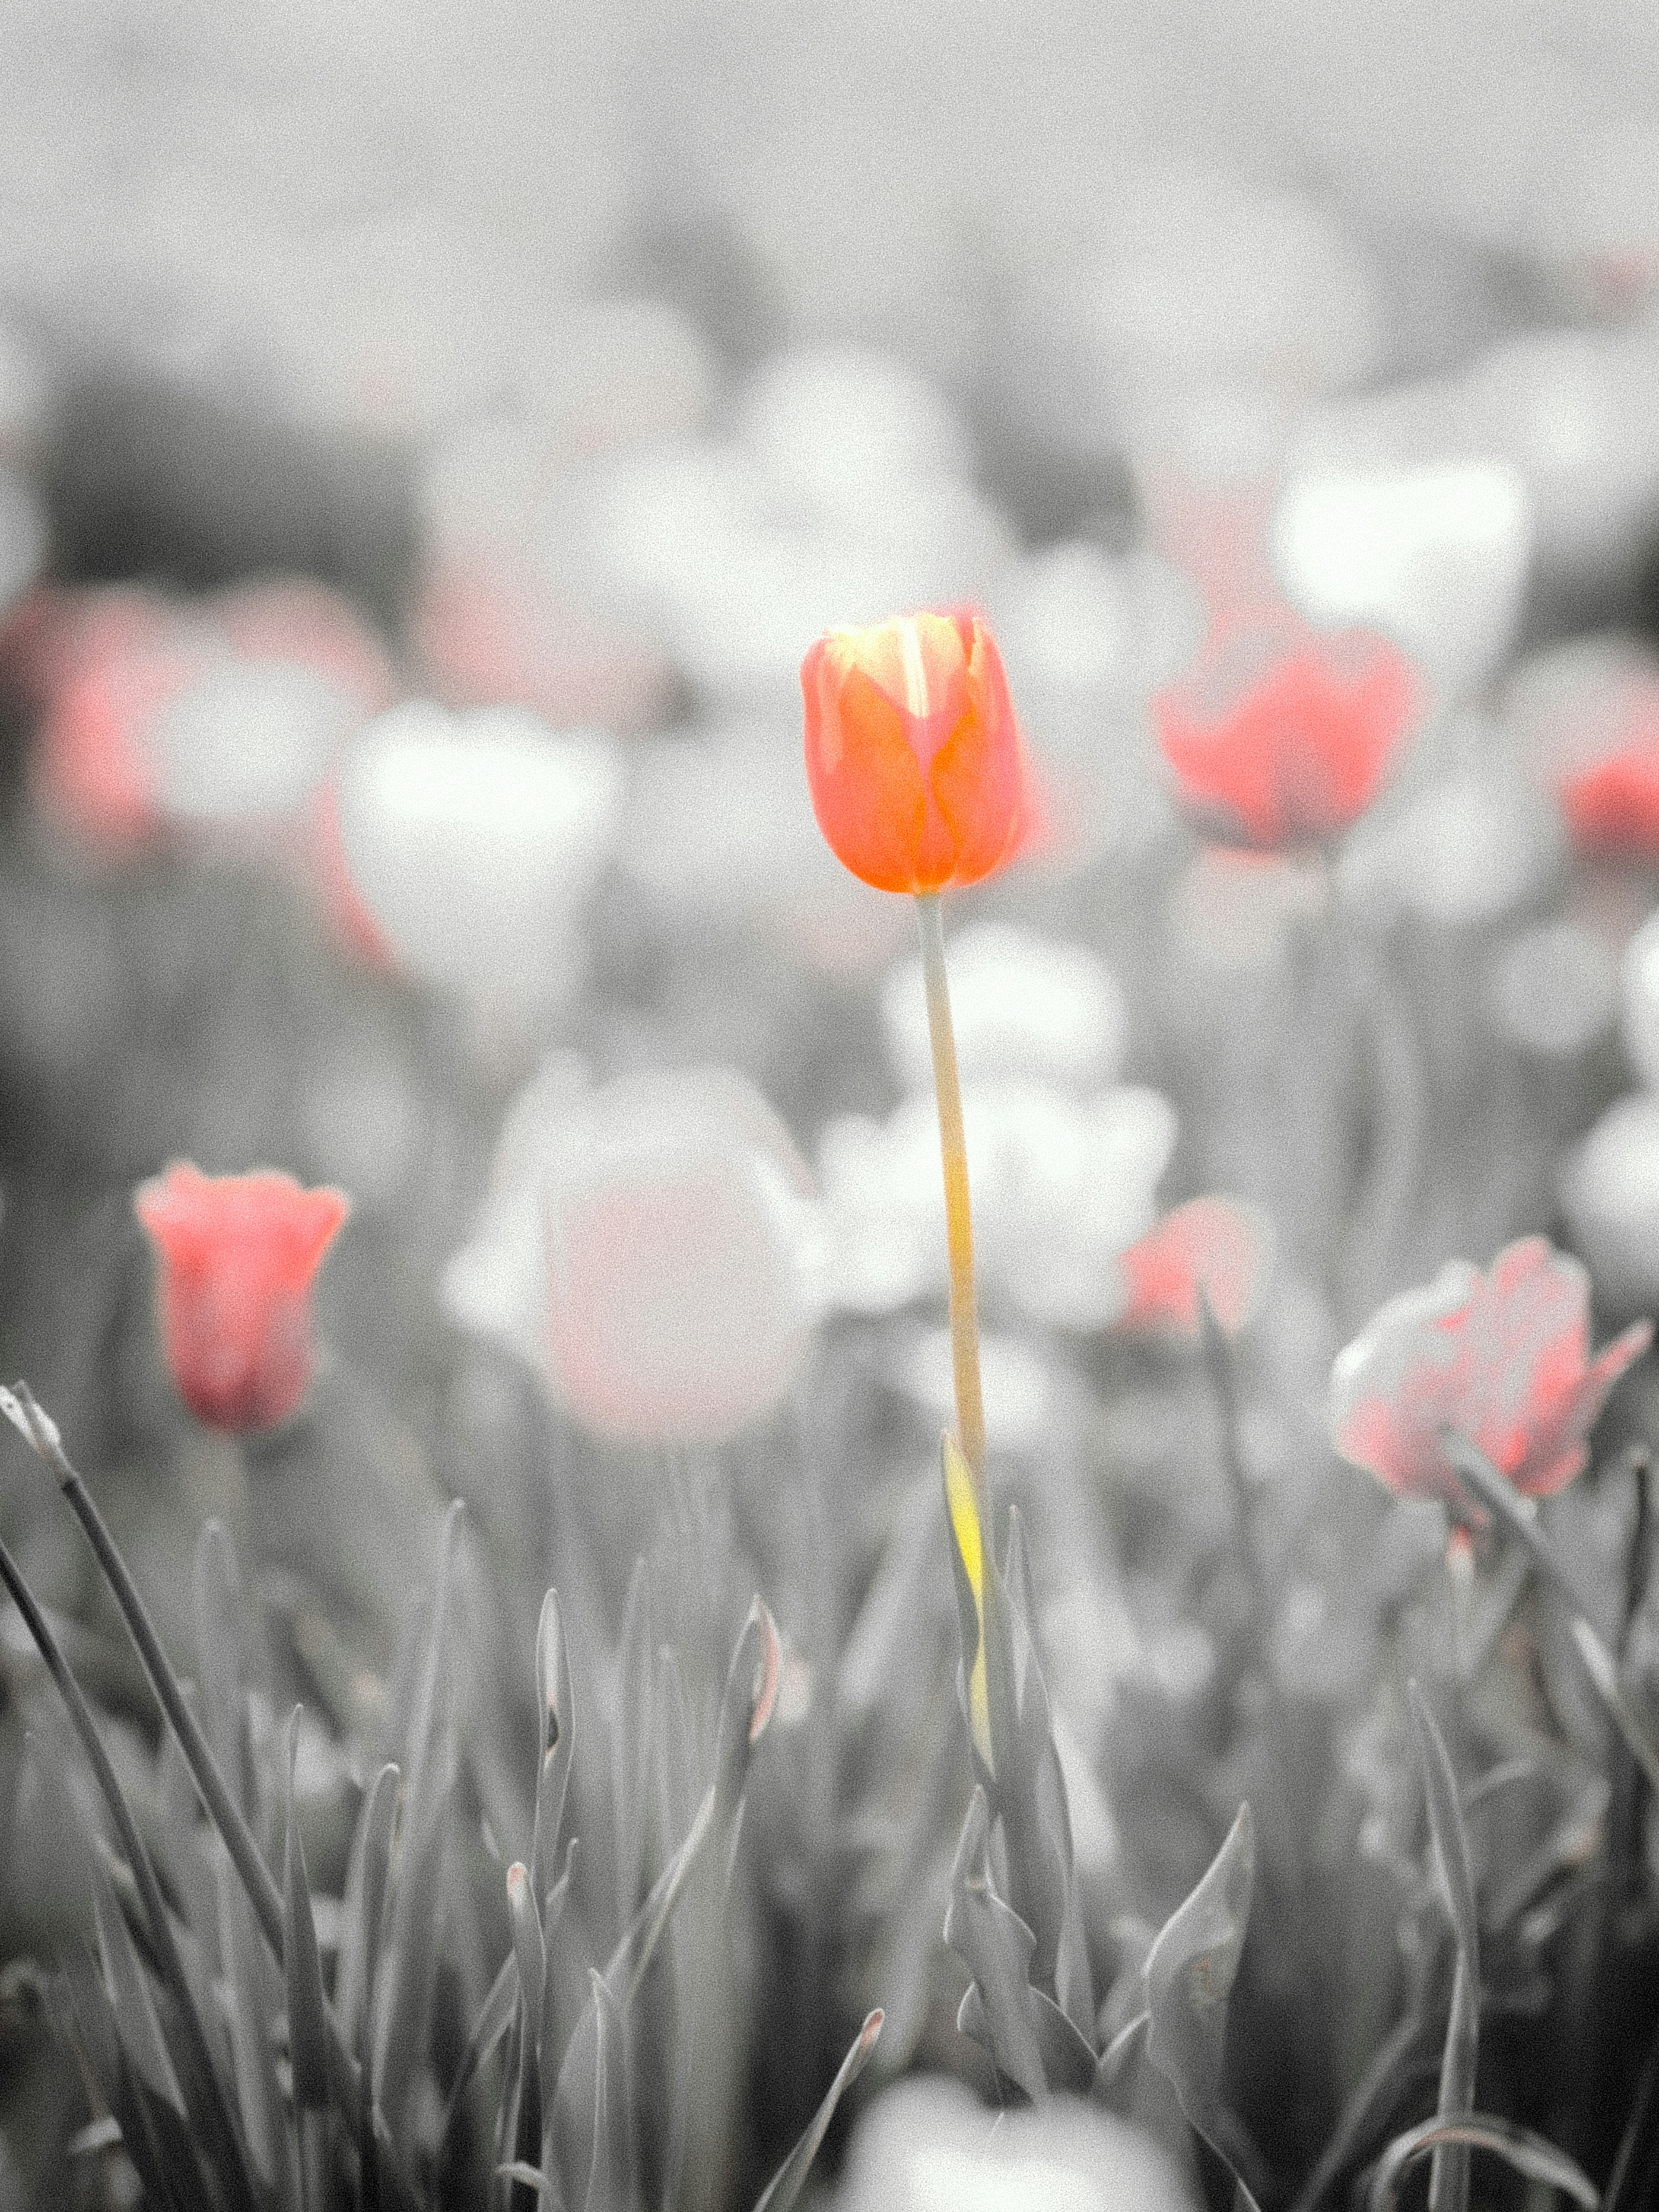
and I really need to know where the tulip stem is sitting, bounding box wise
[915,893,988,1513]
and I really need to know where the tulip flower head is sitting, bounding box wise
[135,1163,350,1432]
[1117,1195,1275,1338]
[1152,617,1418,849]
[1330,1235,1650,1509]
[802,610,1025,893]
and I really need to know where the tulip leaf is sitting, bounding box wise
[751,2009,883,2212]
[282,1709,331,2114]
[612,1559,656,1925]
[440,1955,518,2149]
[713,1597,782,1823]
[942,1788,1047,2102]
[531,1589,575,1905]
[1144,1801,1256,2190]
[334,1761,400,2061]
[1407,1684,1480,1980]
[91,1860,186,2119]
[1368,2112,1598,2212]
[941,1435,994,1775]
[506,1862,547,2056]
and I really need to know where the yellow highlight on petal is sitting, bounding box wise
[943,1433,993,1773]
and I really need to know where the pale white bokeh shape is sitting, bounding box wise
[880,924,1127,1095]
[820,1079,1176,1326]
[333,701,622,1012]
[445,1060,828,1443]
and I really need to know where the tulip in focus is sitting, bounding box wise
[802,610,1027,894]
[135,1162,350,1432]
[1330,1235,1650,1508]
[1151,616,1418,849]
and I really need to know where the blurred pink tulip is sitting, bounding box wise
[1153,616,1418,850]
[1117,1196,1274,1338]
[135,1162,350,1433]
[1330,1235,1650,1507]
[447,1065,824,1443]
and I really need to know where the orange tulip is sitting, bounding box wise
[802,610,1025,894]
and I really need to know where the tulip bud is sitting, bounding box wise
[801,610,1027,894]
[1330,1235,1650,1505]
[1151,617,1419,850]
[135,1163,350,1433]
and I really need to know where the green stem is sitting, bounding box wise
[915,893,988,1515]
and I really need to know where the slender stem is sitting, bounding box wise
[915,893,988,1510]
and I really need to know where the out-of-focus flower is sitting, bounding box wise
[1330,1236,1650,1506]
[144,659,366,828]
[819,1080,1176,1326]
[1117,1196,1275,1338]
[1505,636,1659,861]
[548,346,1013,706]
[1560,1096,1659,1316]
[1492,921,1618,1062]
[833,2074,1195,2212]
[30,592,211,849]
[445,1062,825,1443]
[24,579,396,850]
[1151,617,1418,849]
[880,923,1126,1093]
[1622,909,1659,1087]
[1338,750,1565,930]
[330,702,622,1016]
[1273,458,1532,691]
[411,549,676,733]
[617,722,913,975]
[802,610,1026,894]
[135,1162,350,1433]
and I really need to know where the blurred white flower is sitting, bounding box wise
[1560,1093,1659,1316]
[547,345,1012,706]
[1492,922,1618,1061]
[1622,910,1659,1089]
[1273,458,1532,693]
[880,924,1127,1094]
[890,1325,1058,1457]
[833,2075,1195,2212]
[144,658,365,824]
[1339,750,1564,929]
[989,540,1204,712]
[331,702,622,1016]
[445,1061,827,1442]
[733,345,973,512]
[820,1081,1176,1326]
[1465,329,1659,585]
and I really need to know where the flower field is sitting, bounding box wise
[4,18,1659,2208]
